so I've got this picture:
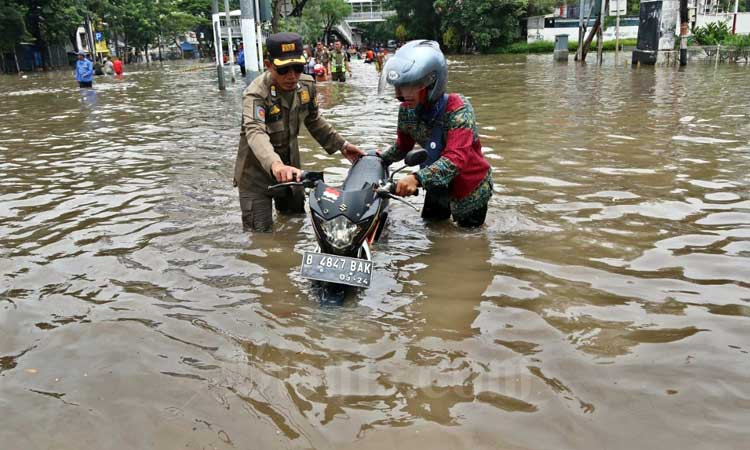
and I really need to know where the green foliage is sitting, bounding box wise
[355,19,397,44]
[319,0,352,38]
[279,0,350,44]
[391,0,441,41]
[394,24,407,42]
[493,38,638,54]
[501,40,555,53]
[692,21,731,45]
[0,0,211,70]
[442,26,459,52]
[279,12,321,44]
[526,0,557,16]
[0,2,30,51]
[723,33,750,50]
[435,0,526,52]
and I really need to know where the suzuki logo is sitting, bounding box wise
[339,203,348,212]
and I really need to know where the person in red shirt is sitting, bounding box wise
[113,57,123,76]
[379,40,492,228]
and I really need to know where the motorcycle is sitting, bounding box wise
[268,149,428,303]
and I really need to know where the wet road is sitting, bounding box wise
[1,56,749,449]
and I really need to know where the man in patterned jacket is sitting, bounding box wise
[380,40,492,228]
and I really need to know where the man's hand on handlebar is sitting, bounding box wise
[395,174,419,197]
[271,161,302,183]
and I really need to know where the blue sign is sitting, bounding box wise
[95,32,103,42]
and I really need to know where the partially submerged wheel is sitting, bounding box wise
[315,281,347,305]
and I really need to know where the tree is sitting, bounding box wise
[279,13,321,45]
[319,0,351,44]
[0,1,30,73]
[391,0,441,42]
[435,0,526,52]
[394,23,407,42]
[356,17,397,45]
[160,8,200,58]
[278,0,351,44]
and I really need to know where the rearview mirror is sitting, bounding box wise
[404,149,428,167]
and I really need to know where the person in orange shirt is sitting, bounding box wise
[113,57,123,76]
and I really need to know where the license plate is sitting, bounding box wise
[300,251,372,288]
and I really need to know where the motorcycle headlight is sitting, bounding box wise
[319,215,361,250]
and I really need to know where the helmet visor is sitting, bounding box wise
[377,55,433,98]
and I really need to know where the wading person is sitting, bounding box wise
[330,40,351,82]
[75,51,94,88]
[93,58,104,76]
[303,45,316,76]
[314,41,330,75]
[234,32,365,232]
[380,40,492,228]
[103,57,114,75]
[237,42,246,77]
[113,57,123,76]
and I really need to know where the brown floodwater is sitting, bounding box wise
[1,55,749,449]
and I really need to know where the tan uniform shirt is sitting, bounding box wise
[315,47,330,66]
[234,71,346,192]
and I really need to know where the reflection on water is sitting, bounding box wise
[1,56,749,449]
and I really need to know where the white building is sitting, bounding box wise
[346,0,396,23]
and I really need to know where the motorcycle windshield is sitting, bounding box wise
[342,155,387,191]
[310,182,381,224]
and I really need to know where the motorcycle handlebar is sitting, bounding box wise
[267,171,324,191]
[375,182,419,198]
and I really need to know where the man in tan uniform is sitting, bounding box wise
[314,41,330,74]
[235,32,364,232]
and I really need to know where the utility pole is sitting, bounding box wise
[576,0,585,61]
[597,0,605,64]
[212,0,226,90]
[157,0,163,62]
[632,0,680,65]
[84,14,96,58]
[615,0,620,61]
[680,0,689,65]
[254,0,264,72]
[224,0,236,83]
[240,0,262,82]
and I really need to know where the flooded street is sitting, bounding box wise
[1,55,749,449]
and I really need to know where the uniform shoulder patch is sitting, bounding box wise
[253,100,266,122]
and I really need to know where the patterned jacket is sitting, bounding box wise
[382,94,492,219]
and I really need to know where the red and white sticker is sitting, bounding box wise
[322,187,340,202]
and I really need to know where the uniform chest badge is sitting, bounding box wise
[269,104,281,115]
[271,85,277,97]
[300,90,310,104]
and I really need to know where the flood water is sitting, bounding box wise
[1,55,749,449]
